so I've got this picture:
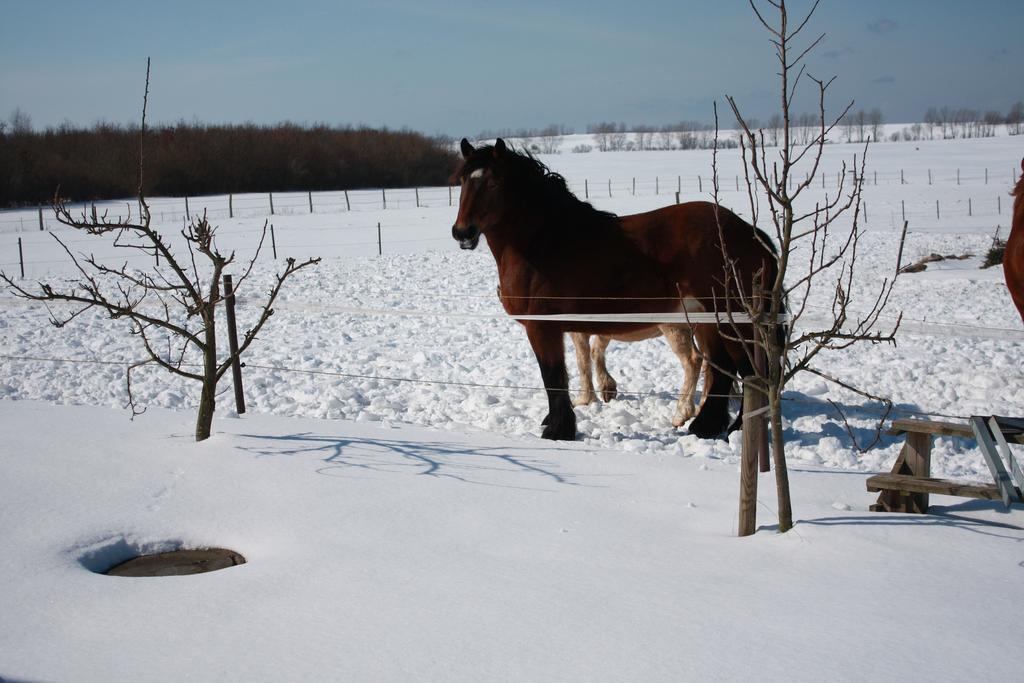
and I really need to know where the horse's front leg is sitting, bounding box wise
[570,332,597,407]
[591,335,617,402]
[526,323,577,440]
[660,324,699,426]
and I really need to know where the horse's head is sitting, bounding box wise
[451,137,512,250]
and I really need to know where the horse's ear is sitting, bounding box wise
[461,138,475,159]
[494,138,507,158]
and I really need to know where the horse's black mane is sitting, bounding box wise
[464,143,617,225]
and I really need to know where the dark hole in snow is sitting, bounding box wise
[102,548,246,577]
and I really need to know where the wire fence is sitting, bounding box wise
[0,351,981,424]
[1,294,1020,431]
[0,163,1018,232]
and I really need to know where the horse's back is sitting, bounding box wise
[619,201,772,291]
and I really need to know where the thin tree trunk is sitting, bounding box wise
[769,392,793,531]
[195,318,218,441]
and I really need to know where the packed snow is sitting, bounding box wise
[1,133,1023,681]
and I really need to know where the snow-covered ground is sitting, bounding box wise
[1,134,1023,681]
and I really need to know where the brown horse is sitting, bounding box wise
[1006,158,1024,325]
[452,138,779,440]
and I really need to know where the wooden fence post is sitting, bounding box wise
[936,200,940,220]
[222,274,246,415]
[928,169,932,185]
[985,168,988,185]
[345,190,351,211]
[968,198,972,217]
[18,238,24,279]
[229,194,233,219]
[185,196,190,218]
[675,191,680,205]
[998,195,1002,215]
[269,192,275,215]
[901,200,906,222]
[308,191,313,213]
[656,177,659,195]
[957,169,960,185]
[698,176,702,193]
[585,179,589,199]
[38,207,44,231]
[415,188,420,208]
[608,179,611,197]
[738,377,760,537]
[377,222,382,256]
[449,186,453,206]
[382,188,387,210]
[632,177,636,195]
[270,224,277,259]
[900,169,905,185]
[864,202,868,223]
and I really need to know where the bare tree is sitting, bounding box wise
[708,0,906,532]
[0,61,320,441]
[1008,101,1024,135]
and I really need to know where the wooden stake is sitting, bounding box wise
[38,207,44,231]
[308,191,313,213]
[738,378,760,537]
[382,188,387,209]
[229,194,233,219]
[585,179,588,199]
[270,224,277,259]
[185,196,190,218]
[377,222,382,256]
[269,192,275,215]
[345,190,350,211]
[18,238,24,279]
[222,274,246,415]
[415,188,420,208]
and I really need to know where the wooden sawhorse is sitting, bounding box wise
[867,417,1024,513]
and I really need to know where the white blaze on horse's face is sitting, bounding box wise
[469,168,484,180]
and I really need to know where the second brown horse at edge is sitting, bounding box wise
[452,138,781,441]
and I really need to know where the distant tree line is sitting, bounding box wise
[0,111,458,207]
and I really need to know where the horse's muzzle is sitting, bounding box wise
[452,224,480,250]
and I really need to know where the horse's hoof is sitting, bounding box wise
[688,413,729,441]
[541,412,577,441]
[672,410,696,428]
[599,381,617,402]
[572,394,597,407]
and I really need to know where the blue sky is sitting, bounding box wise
[2,0,1021,135]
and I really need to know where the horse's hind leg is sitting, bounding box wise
[687,325,734,440]
[591,335,618,402]
[526,323,577,441]
[570,333,598,407]
[659,324,700,427]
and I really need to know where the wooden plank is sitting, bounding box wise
[971,416,1017,508]
[866,474,1001,501]
[887,419,974,439]
[989,417,1024,499]
[888,417,1024,444]
[904,431,931,510]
